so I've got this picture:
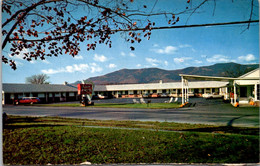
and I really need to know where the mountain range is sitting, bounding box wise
[74,63,259,85]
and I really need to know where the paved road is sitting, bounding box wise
[3,98,259,127]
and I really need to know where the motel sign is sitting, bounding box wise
[77,84,93,95]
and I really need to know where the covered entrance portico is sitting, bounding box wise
[179,72,259,107]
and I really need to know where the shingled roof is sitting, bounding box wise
[2,83,78,93]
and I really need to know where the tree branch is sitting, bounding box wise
[114,20,259,32]
[186,0,209,24]
[2,0,64,49]
[8,20,259,43]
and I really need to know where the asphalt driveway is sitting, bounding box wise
[3,98,259,127]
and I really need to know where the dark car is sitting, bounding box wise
[14,97,40,105]
[160,93,168,97]
[142,93,149,98]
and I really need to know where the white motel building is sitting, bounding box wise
[2,68,259,106]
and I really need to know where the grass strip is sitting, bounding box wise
[5,115,259,135]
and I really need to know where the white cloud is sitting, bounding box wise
[136,64,141,67]
[41,63,103,74]
[108,63,117,68]
[74,55,84,60]
[238,54,256,62]
[206,54,234,63]
[151,45,178,54]
[8,48,52,65]
[145,58,171,67]
[15,61,24,67]
[42,68,64,74]
[121,51,136,57]
[129,53,136,57]
[174,57,192,63]
[194,60,203,64]
[8,49,28,60]
[146,58,160,66]
[42,60,50,64]
[120,52,126,56]
[179,44,191,48]
[153,44,159,47]
[89,63,103,73]
[93,54,107,62]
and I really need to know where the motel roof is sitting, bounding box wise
[239,68,260,78]
[94,81,228,91]
[2,83,78,93]
[2,81,232,93]
[179,68,260,82]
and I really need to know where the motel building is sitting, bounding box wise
[93,80,228,99]
[2,82,79,104]
[2,68,259,106]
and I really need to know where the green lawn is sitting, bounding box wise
[32,102,181,109]
[3,116,259,165]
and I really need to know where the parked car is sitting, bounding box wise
[97,94,108,99]
[14,97,40,105]
[142,93,149,98]
[151,93,159,98]
[160,93,168,98]
[202,92,223,99]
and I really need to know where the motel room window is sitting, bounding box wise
[206,88,211,93]
[55,93,61,97]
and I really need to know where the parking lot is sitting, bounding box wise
[3,97,259,127]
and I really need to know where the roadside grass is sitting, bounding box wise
[29,102,181,109]
[3,116,259,165]
[4,115,259,135]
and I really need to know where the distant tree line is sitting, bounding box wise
[25,74,50,84]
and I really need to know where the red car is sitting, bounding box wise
[14,97,40,105]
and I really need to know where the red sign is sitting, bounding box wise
[77,84,93,95]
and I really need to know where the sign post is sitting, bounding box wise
[77,84,94,106]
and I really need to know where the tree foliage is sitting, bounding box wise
[25,74,50,84]
[2,0,257,70]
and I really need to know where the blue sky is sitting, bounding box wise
[2,0,259,84]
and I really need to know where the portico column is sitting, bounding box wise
[2,92,5,105]
[186,80,189,103]
[234,81,237,105]
[182,76,184,104]
[184,80,186,103]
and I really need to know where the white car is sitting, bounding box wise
[97,94,108,99]
[202,92,223,99]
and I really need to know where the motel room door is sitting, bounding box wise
[239,86,247,98]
